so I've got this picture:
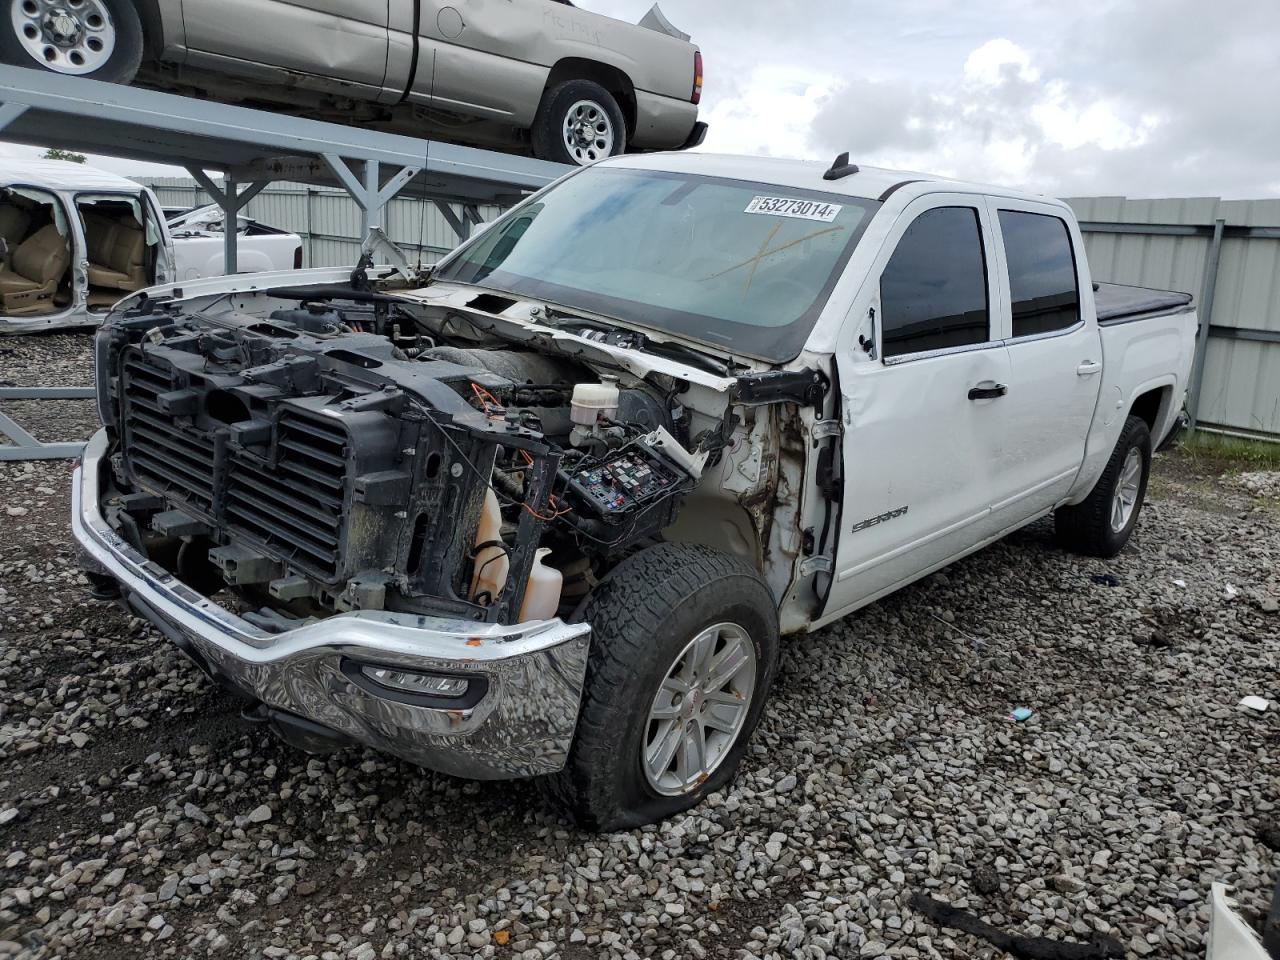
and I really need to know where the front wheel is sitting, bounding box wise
[0,0,143,82]
[531,79,627,166]
[1055,414,1152,557]
[543,543,779,830]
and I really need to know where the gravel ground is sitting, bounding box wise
[2,333,1278,960]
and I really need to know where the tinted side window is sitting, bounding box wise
[880,206,989,358]
[999,210,1080,337]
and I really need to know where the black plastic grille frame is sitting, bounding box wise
[120,353,216,512]
[226,414,347,577]
[120,350,350,579]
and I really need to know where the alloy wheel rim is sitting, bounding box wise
[1111,447,1143,532]
[11,0,115,75]
[561,100,614,165]
[642,621,757,796]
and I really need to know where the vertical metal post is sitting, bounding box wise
[305,187,314,268]
[361,159,380,237]
[223,173,239,275]
[1188,217,1226,428]
[187,168,268,278]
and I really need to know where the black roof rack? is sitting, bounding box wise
[823,152,859,181]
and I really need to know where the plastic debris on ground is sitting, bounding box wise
[1238,695,1270,713]
[1009,707,1035,722]
[909,892,1125,959]
[1090,573,1120,587]
[1206,883,1270,960]
[931,612,986,653]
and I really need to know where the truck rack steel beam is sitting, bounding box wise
[0,386,96,462]
[0,64,566,254]
[0,64,568,460]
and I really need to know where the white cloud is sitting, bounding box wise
[1031,91,1157,152]
[963,38,1038,85]
[696,66,831,159]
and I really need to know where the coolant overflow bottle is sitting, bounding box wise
[470,489,509,603]
[518,548,563,623]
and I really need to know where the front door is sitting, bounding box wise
[181,0,391,94]
[824,197,1012,617]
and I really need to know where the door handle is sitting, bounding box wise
[967,382,1008,401]
[1076,360,1102,376]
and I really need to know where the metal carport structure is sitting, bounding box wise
[0,64,568,460]
[0,64,567,270]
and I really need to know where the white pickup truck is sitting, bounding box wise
[0,160,302,334]
[164,203,304,284]
[73,153,1197,830]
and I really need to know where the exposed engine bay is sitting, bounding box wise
[92,282,815,633]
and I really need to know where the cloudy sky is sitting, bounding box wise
[3,0,1276,199]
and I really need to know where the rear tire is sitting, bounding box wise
[531,79,626,166]
[1055,414,1152,558]
[542,543,778,831]
[0,0,143,83]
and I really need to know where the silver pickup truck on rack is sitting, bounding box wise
[0,0,706,165]
[73,152,1196,829]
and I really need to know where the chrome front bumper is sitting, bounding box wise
[71,430,592,780]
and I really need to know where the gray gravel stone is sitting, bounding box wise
[247,803,273,823]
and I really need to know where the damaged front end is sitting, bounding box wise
[75,286,717,777]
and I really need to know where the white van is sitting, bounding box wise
[0,159,301,334]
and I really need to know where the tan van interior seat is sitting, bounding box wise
[84,213,146,291]
[0,205,32,247]
[0,224,70,312]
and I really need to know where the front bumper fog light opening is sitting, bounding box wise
[364,666,469,698]
[340,658,488,709]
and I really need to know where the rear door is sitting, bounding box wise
[985,201,1103,528]
[410,1,549,122]
[180,1,391,95]
[825,196,1012,614]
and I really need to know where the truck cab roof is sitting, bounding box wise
[0,158,143,194]
[600,151,1062,209]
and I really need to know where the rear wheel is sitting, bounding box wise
[542,543,778,830]
[531,79,626,166]
[1055,414,1152,557]
[0,0,142,82]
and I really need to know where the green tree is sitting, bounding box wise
[41,148,87,164]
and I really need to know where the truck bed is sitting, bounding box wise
[1094,282,1193,324]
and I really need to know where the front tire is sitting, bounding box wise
[0,0,142,82]
[543,543,779,830]
[531,79,627,166]
[1055,414,1152,557]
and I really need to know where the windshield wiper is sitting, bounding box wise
[637,337,731,376]
[541,310,730,376]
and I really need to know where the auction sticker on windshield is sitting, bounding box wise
[744,196,843,222]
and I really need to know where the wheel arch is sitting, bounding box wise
[660,496,765,575]
[1127,382,1174,437]
[130,0,164,61]
[545,57,637,136]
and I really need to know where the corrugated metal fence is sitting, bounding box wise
[138,176,502,270]
[1065,196,1280,438]
[137,178,1280,438]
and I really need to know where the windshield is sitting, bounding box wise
[434,166,880,362]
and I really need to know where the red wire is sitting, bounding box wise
[470,382,504,418]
